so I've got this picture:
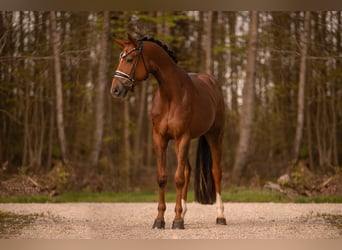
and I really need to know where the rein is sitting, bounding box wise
[113,41,148,91]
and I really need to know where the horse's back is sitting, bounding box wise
[189,72,221,90]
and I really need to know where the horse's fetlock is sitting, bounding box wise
[174,206,183,215]
[158,203,166,212]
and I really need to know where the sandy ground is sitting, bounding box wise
[0,202,341,239]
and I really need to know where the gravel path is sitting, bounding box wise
[0,202,341,239]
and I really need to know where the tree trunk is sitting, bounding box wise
[133,81,147,177]
[293,11,311,162]
[194,11,204,72]
[228,12,239,112]
[50,11,68,162]
[205,11,213,74]
[123,99,131,190]
[91,11,110,167]
[232,11,258,184]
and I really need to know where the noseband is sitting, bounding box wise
[113,41,148,91]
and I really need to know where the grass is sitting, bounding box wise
[293,195,342,203]
[0,188,341,203]
[0,190,178,203]
[221,188,288,202]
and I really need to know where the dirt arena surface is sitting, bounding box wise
[0,202,341,239]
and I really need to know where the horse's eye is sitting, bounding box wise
[126,58,133,63]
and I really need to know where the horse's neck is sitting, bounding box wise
[151,60,189,101]
[155,69,188,101]
[144,42,180,98]
[144,42,188,100]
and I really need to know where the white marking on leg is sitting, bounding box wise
[216,193,225,218]
[181,199,187,219]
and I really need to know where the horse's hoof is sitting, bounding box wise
[152,219,165,229]
[172,220,185,229]
[216,217,227,225]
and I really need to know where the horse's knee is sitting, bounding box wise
[157,175,167,188]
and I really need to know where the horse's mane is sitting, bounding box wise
[138,37,178,64]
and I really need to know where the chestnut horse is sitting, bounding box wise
[111,34,226,229]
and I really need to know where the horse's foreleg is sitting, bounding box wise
[152,131,168,229]
[173,136,190,229]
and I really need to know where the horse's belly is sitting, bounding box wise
[189,113,216,138]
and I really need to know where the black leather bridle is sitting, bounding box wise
[113,41,148,91]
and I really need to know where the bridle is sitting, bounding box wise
[113,40,148,92]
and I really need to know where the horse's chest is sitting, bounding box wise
[151,105,190,138]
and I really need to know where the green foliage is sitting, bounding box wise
[18,166,28,176]
[299,147,309,159]
[52,147,61,159]
[213,45,228,55]
[292,167,303,186]
[102,135,115,144]
[56,166,69,186]
[136,12,189,29]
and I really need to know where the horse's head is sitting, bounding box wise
[111,33,148,98]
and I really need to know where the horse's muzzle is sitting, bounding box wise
[111,80,129,98]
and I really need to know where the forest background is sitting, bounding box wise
[0,11,341,193]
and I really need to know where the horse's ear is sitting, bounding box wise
[127,33,137,47]
[114,38,126,48]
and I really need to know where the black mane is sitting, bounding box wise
[138,37,178,64]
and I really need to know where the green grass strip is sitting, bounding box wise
[0,189,341,203]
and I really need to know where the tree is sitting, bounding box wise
[50,11,68,162]
[91,11,110,167]
[205,11,213,74]
[122,99,131,190]
[293,11,311,162]
[232,11,258,183]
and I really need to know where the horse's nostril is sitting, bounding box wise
[113,87,120,95]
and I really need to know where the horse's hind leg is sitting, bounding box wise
[205,132,227,225]
[181,158,191,219]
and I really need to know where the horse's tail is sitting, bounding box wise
[194,135,216,204]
